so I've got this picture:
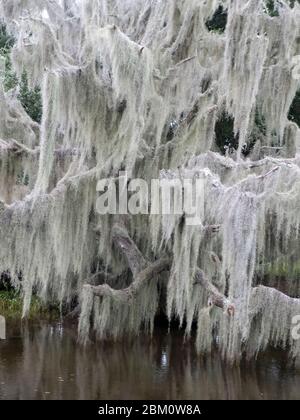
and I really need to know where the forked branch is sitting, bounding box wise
[85,222,232,313]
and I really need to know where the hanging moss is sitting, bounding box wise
[0,0,300,364]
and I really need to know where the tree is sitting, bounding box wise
[0,23,42,122]
[0,0,300,364]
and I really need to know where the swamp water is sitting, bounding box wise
[0,322,299,400]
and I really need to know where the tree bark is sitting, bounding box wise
[85,222,234,313]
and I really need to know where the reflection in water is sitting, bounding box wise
[0,322,299,400]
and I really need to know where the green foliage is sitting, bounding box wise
[289,0,300,7]
[215,111,262,156]
[264,0,280,16]
[0,290,59,320]
[2,53,18,91]
[288,91,300,128]
[264,0,300,16]
[0,23,42,123]
[0,24,18,90]
[0,23,14,53]
[19,72,43,123]
[254,109,267,136]
[264,260,300,277]
[215,112,237,154]
[205,6,227,33]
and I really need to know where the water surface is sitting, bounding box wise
[0,322,299,400]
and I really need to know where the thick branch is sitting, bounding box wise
[86,224,231,313]
[66,270,126,319]
[86,258,171,304]
[251,285,300,312]
[112,222,148,276]
[0,139,81,159]
[85,270,122,286]
[0,159,114,227]
[83,223,170,304]
[194,269,234,315]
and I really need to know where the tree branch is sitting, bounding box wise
[111,221,148,277]
[0,139,81,159]
[86,257,171,304]
[194,269,235,315]
[251,285,300,312]
[85,223,232,315]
